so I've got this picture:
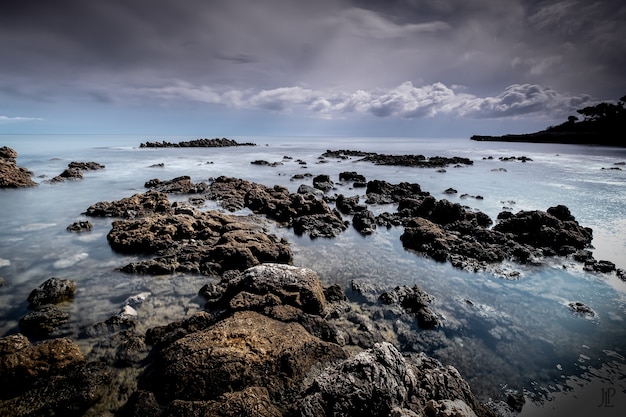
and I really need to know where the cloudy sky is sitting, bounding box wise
[1,0,625,137]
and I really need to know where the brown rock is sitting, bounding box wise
[0,146,37,188]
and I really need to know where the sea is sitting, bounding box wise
[1,134,625,415]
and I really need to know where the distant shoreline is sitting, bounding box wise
[470,132,625,147]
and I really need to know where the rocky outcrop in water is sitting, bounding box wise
[139,137,256,148]
[49,161,105,183]
[85,190,172,218]
[322,149,474,168]
[144,175,209,194]
[108,206,292,275]
[207,176,348,238]
[27,277,77,308]
[0,146,37,188]
[119,263,495,417]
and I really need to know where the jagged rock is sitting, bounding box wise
[568,301,595,317]
[27,277,77,308]
[336,194,366,215]
[312,174,333,192]
[66,220,93,232]
[139,138,255,148]
[339,171,366,183]
[50,161,105,183]
[85,190,172,218]
[140,311,347,405]
[144,176,209,194]
[300,342,488,417]
[68,161,105,171]
[0,146,37,188]
[203,264,326,315]
[107,208,292,274]
[19,304,69,335]
[352,210,377,235]
[379,285,439,329]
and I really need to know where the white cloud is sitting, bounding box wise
[0,115,43,123]
[134,80,591,122]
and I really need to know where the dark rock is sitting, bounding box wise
[444,188,458,194]
[19,304,69,335]
[324,150,473,168]
[352,210,377,235]
[339,171,366,183]
[68,161,105,171]
[379,285,439,329]
[593,260,616,273]
[365,180,426,204]
[85,190,172,218]
[568,301,595,317]
[27,277,77,308]
[313,174,333,192]
[66,220,93,232]
[144,176,209,194]
[139,138,256,148]
[617,269,625,281]
[324,284,347,303]
[336,194,366,215]
[292,212,348,238]
[0,146,37,188]
[297,184,323,196]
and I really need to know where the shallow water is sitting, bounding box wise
[1,134,625,413]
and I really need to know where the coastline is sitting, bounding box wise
[1,138,624,414]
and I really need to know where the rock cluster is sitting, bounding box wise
[117,263,495,417]
[207,176,348,238]
[144,175,209,194]
[85,189,292,275]
[50,161,105,183]
[322,149,473,168]
[139,138,256,148]
[0,146,37,188]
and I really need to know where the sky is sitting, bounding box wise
[1,0,625,137]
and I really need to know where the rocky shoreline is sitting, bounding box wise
[1,144,623,416]
[139,138,256,148]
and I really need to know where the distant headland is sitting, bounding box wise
[471,95,626,147]
[139,137,256,148]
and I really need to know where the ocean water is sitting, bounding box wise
[1,134,625,414]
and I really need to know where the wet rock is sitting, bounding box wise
[593,260,616,273]
[336,194,366,215]
[352,209,377,235]
[444,188,458,194]
[312,174,333,192]
[144,175,209,194]
[0,146,37,188]
[339,171,366,183]
[66,220,93,232]
[297,184,323,196]
[50,161,105,183]
[27,277,77,308]
[141,310,347,405]
[85,190,172,218]
[568,301,595,317]
[380,285,439,329]
[19,304,69,335]
[292,212,348,238]
[68,161,105,171]
[300,342,487,417]
[107,208,292,274]
[204,264,327,315]
[494,206,593,253]
[0,336,85,399]
[365,180,426,204]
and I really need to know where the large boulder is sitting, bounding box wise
[300,342,490,417]
[203,264,327,315]
[0,146,37,188]
[141,311,347,405]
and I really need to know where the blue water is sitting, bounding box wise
[1,134,625,413]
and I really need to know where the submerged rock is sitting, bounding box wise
[66,220,93,232]
[0,146,37,188]
[19,305,69,335]
[27,277,77,308]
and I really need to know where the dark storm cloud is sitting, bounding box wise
[0,0,623,125]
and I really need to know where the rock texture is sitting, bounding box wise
[50,161,105,183]
[0,335,111,416]
[85,190,172,218]
[0,146,37,188]
[144,175,208,194]
[139,137,256,147]
[27,277,77,308]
